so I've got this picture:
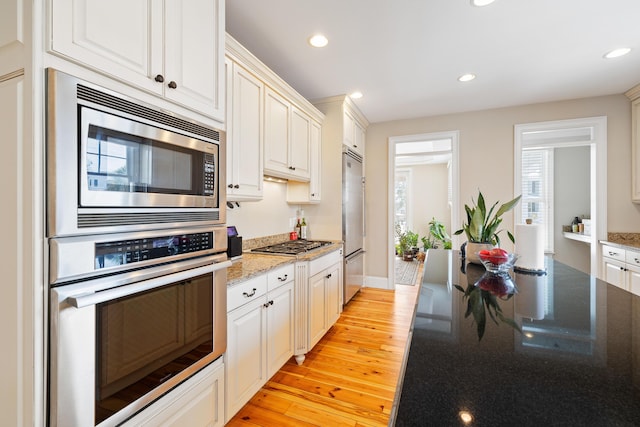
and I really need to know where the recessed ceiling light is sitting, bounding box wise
[471,0,496,6]
[458,73,476,82]
[308,34,328,48]
[603,47,631,59]
[350,91,363,99]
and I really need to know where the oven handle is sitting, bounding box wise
[67,259,232,308]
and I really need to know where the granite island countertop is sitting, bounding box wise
[227,241,343,286]
[392,249,640,426]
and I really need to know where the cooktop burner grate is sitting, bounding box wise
[252,240,332,255]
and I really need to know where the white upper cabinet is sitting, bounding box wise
[626,84,640,202]
[50,0,225,122]
[226,58,264,201]
[264,87,311,181]
[343,109,366,156]
[287,119,321,203]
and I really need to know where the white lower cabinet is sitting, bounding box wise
[122,357,225,427]
[294,248,343,364]
[225,264,295,422]
[602,244,640,296]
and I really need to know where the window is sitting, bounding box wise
[521,148,554,252]
[394,169,411,239]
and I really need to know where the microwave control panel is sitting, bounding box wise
[203,153,215,195]
[95,231,213,269]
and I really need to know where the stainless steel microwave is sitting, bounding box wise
[46,68,226,237]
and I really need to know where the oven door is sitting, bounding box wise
[49,254,230,427]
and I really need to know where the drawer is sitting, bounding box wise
[267,263,295,291]
[626,249,640,267]
[309,249,343,277]
[228,274,267,312]
[602,244,625,261]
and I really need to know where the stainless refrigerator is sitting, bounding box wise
[343,149,365,304]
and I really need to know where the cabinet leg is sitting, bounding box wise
[294,354,305,365]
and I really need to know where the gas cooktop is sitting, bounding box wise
[252,240,332,255]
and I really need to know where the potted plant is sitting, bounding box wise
[406,230,419,256]
[428,217,452,250]
[454,190,521,264]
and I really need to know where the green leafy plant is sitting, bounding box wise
[406,230,419,249]
[428,217,452,249]
[454,191,521,245]
[422,235,438,250]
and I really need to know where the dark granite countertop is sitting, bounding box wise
[392,249,640,426]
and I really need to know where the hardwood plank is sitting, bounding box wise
[226,282,420,426]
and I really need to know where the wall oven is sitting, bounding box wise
[49,226,231,426]
[46,68,225,237]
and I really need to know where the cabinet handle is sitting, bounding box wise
[278,274,288,281]
[263,300,274,308]
[635,258,640,264]
[168,81,177,89]
[289,166,296,170]
[354,144,358,148]
[234,184,240,189]
[326,273,332,279]
[228,184,234,188]
[609,251,617,256]
[311,193,316,197]
[242,288,257,298]
[154,74,164,83]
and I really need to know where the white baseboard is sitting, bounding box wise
[365,275,394,290]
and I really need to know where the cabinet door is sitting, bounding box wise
[226,298,267,421]
[308,120,322,201]
[353,121,365,156]
[326,262,342,327]
[603,258,627,290]
[629,267,640,297]
[266,282,295,378]
[227,61,263,200]
[164,0,224,120]
[289,107,311,179]
[343,110,354,148]
[632,97,640,202]
[51,0,163,93]
[264,88,291,176]
[308,270,327,349]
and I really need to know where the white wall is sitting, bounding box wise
[365,93,633,280]
[226,181,299,240]
[553,146,590,272]
[404,163,451,244]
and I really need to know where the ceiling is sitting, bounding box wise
[226,0,640,124]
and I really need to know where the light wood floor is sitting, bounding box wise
[226,270,421,427]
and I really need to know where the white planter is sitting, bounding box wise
[465,242,494,264]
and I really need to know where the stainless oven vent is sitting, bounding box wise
[77,211,220,228]
[76,84,220,142]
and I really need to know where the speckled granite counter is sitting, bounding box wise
[227,242,343,286]
[392,249,640,426]
[602,232,640,251]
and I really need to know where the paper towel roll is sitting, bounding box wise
[514,223,545,271]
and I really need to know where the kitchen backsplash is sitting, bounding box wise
[242,233,291,251]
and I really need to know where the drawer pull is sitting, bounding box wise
[635,258,640,264]
[278,274,288,281]
[242,288,257,298]
[609,251,617,256]
[263,300,274,308]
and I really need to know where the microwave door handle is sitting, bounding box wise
[67,260,232,308]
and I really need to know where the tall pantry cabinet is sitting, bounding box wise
[0,0,41,425]
[0,1,226,425]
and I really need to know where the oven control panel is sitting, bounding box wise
[95,231,213,269]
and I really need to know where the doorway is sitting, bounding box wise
[514,117,607,278]
[388,131,460,289]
